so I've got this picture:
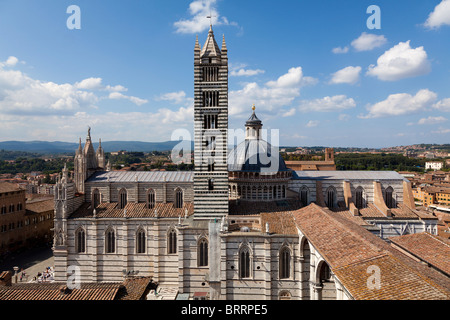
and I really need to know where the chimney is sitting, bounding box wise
[0,271,12,287]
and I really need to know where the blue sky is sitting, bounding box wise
[0,0,449,148]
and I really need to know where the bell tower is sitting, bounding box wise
[193,25,229,220]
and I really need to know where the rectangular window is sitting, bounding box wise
[202,66,218,82]
[202,91,219,107]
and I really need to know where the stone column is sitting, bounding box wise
[177,226,185,293]
[263,237,271,299]
[153,220,160,283]
[209,220,222,300]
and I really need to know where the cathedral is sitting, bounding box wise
[52,26,449,300]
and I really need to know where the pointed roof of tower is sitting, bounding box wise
[246,104,262,126]
[195,35,200,51]
[76,137,82,156]
[200,25,221,58]
[96,138,104,154]
[83,127,97,169]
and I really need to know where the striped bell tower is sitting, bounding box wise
[193,25,229,220]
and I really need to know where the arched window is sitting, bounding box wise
[355,187,365,209]
[106,228,115,253]
[198,238,208,267]
[326,186,336,209]
[385,186,395,208]
[168,228,177,254]
[147,189,155,209]
[239,245,251,278]
[92,189,100,208]
[1,205,6,214]
[319,262,332,283]
[75,228,86,253]
[279,247,291,279]
[317,261,336,300]
[118,189,127,209]
[300,186,309,207]
[175,188,183,209]
[136,228,146,254]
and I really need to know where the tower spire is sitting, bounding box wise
[222,34,227,52]
[77,137,82,155]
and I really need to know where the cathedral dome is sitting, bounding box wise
[228,106,288,173]
[227,139,288,173]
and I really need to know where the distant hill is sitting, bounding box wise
[0,140,194,154]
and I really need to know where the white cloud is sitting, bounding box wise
[108,92,148,106]
[230,68,265,77]
[156,91,194,107]
[282,108,296,117]
[0,105,194,142]
[351,32,387,51]
[0,65,98,115]
[0,58,149,115]
[174,0,238,34]
[76,77,103,90]
[361,89,437,118]
[229,66,317,116]
[330,66,361,85]
[306,120,319,128]
[76,77,128,92]
[298,95,356,113]
[432,127,450,134]
[417,116,447,125]
[5,56,19,66]
[433,98,450,112]
[424,0,450,29]
[338,114,351,121]
[332,46,349,54]
[366,41,431,81]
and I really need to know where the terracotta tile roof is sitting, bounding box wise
[389,232,450,276]
[333,255,449,300]
[390,203,433,219]
[0,182,22,193]
[115,276,155,300]
[291,203,450,300]
[330,209,371,226]
[25,199,54,214]
[70,202,193,219]
[0,283,121,300]
[260,211,297,235]
[358,203,386,218]
[356,203,436,220]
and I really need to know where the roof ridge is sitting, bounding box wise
[332,253,389,271]
[425,232,450,248]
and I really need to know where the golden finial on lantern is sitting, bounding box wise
[252,104,256,111]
